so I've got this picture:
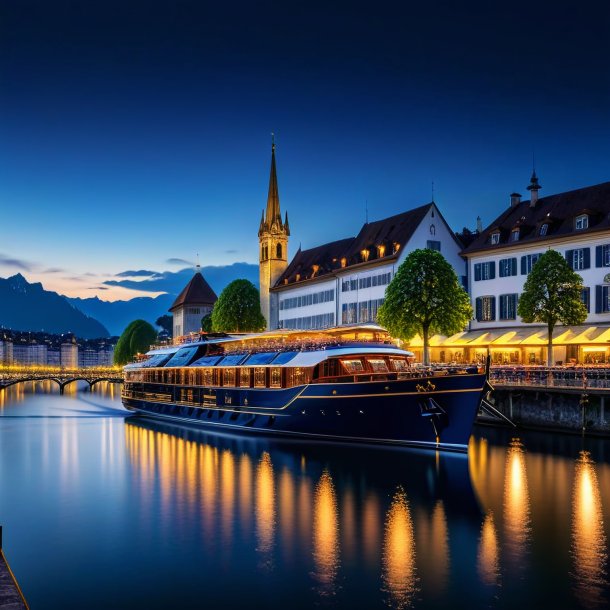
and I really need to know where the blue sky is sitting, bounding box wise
[1,1,609,299]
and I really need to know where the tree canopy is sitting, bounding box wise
[155,315,172,335]
[517,249,587,365]
[201,313,213,333]
[114,319,158,365]
[211,279,266,333]
[377,249,472,365]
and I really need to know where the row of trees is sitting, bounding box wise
[115,248,587,366]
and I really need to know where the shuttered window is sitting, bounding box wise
[475,296,496,322]
[565,248,590,271]
[499,258,517,277]
[595,245,610,267]
[499,294,518,320]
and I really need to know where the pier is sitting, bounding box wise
[0,527,28,610]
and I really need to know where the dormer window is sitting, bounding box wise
[510,228,520,242]
[575,214,589,230]
[376,244,386,258]
[392,242,401,254]
[490,232,500,245]
[539,223,549,236]
[311,264,319,277]
[340,257,347,268]
[361,249,370,262]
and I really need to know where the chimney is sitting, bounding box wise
[510,192,522,207]
[527,171,541,207]
[476,216,483,233]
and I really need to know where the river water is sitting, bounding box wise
[0,382,608,609]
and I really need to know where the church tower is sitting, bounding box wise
[259,139,289,329]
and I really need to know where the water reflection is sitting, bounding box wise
[382,487,418,609]
[478,510,500,587]
[503,438,531,568]
[571,451,608,608]
[255,451,276,568]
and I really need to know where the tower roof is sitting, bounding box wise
[169,268,217,312]
[266,140,281,224]
[259,139,288,236]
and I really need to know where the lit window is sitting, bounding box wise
[377,244,386,258]
[490,232,500,245]
[361,249,370,262]
[368,358,389,373]
[540,223,548,236]
[575,214,589,230]
[340,257,347,268]
[342,359,365,373]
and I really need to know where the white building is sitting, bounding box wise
[60,342,78,368]
[170,267,217,338]
[13,343,48,366]
[266,202,465,330]
[461,175,610,364]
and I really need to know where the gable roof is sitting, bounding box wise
[273,203,435,288]
[169,270,218,312]
[463,181,610,255]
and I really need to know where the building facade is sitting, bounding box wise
[0,339,13,365]
[259,140,289,329]
[170,266,217,338]
[13,343,48,366]
[458,176,610,364]
[267,202,465,331]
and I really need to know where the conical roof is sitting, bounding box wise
[169,269,217,312]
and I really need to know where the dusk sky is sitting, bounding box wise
[1,1,609,300]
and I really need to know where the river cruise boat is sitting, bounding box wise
[121,326,488,452]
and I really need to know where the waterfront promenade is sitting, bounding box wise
[0,528,28,610]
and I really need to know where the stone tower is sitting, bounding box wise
[259,139,290,329]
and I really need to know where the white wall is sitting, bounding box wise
[469,231,610,329]
[277,277,337,329]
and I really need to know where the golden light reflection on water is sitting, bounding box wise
[571,451,608,608]
[255,452,276,566]
[503,438,530,566]
[312,470,340,598]
[477,511,500,587]
[382,487,418,609]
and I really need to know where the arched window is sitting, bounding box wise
[430,224,436,235]
[276,243,282,258]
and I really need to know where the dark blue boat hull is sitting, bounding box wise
[122,373,485,452]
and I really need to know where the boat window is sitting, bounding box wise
[165,347,199,367]
[270,367,282,388]
[368,358,389,373]
[223,368,236,386]
[245,352,277,365]
[342,359,365,373]
[389,358,408,371]
[141,354,172,368]
[240,368,251,388]
[254,367,266,388]
[271,351,299,365]
[286,367,311,387]
[191,355,223,367]
[218,354,249,366]
[202,368,214,386]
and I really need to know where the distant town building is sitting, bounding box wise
[47,349,61,367]
[170,267,217,338]
[0,338,13,365]
[60,341,78,368]
[13,342,47,366]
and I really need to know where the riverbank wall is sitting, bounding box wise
[481,387,610,435]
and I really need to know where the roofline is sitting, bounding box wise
[461,224,610,257]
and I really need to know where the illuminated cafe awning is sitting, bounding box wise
[406,325,610,348]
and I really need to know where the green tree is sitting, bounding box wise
[114,319,158,365]
[517,249,587,365]
[211,279,266,333]
[201,313,213,333]
[377,249,472,365]
[155,315,173,335]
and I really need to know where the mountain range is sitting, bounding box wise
[0,274,109,338]
[0,263,260,337]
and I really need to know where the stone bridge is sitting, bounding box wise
[0,367,123,395]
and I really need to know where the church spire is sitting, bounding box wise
[265,135,281,226]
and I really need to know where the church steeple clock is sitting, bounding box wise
[258,138,289,329]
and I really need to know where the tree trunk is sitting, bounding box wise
[547,323,554,366]
[422,323,430,366]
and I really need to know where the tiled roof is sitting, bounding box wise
[462,181,610,254]
[273,203,434,288]
[169,271,217,311]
